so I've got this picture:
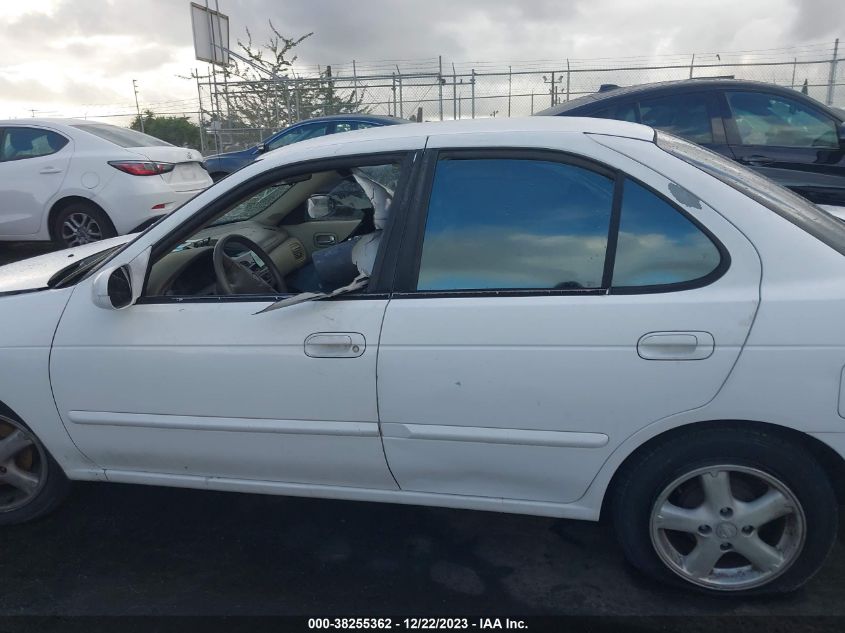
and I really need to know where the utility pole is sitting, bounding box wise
[132,79,144,133]
[827,38,840,106]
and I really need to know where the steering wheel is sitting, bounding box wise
[212,234,287,295]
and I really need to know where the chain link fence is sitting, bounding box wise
[189,42,844,154]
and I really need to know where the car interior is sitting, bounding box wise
[145,162,401,298]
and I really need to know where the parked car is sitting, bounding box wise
[4,117,845,595]
[537,79,845,213]
[203,114,409,181]
[0,120,212,248]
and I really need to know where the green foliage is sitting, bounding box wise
[130,111,201,149]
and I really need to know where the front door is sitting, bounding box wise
[50,154,412,490]
[722,89,845,207]
[377,148,760,505]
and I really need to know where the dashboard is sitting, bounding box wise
[146,220,308,296]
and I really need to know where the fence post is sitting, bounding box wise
[396,65,404,119]
[352,60,359,106]
[508,66,512,117]
[827,38,840,106]
[566,59,571,101]
[438,56,444,121]
[471,68,476,119]
[452,63,458,120]
[689,53,695,79]
[195,69,206,155]
[550,71,556,107]
[391,72,397,117]
[791,57,797,89]
[531,93,534,114]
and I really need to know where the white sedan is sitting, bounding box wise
[0,119,212,247]
[0,117,843,596]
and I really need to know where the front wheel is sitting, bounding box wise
[611,426,838,594]
[0,415,70,525]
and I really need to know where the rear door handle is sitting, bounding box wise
[637,331,714,360]
[304,332,365,358]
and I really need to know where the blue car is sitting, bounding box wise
[204,114,408,181]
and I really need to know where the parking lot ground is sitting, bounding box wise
[0,242,57,267]
[2,481,845,623]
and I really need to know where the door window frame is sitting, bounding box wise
[390,147,730,298]
[138,150,420,304]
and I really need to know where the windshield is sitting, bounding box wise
[655,131,845,256]
[72,123,171,148]
[210,183,294,226]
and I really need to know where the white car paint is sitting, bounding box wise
[3,115,845,525]
[0,119,212,242]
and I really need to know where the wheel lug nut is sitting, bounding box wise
[742,525,754,535]
[698,525,712,535]
[719,507,733,518]
[720,543,732,551]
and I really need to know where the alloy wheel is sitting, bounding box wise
[0,416,47,513]
[649,464,805,591]
[61,212,103,246]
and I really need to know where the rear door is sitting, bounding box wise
[721,89,845,206]
[376,139,760,505]
[0,125,71,237]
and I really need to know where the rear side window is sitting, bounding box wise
[1,127,68,161]
[613,180,722,288]
[72,124,170,148]
[638,93,713,144]
[416,158,615,290]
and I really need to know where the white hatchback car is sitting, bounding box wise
[0,119,212,247]
[0,117,843,595]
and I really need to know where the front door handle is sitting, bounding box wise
[39,167,63,175]
[304,332,365,358]
[314,233,337,247]
[637,331,714,360]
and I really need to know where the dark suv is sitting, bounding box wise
[537,79,845,208]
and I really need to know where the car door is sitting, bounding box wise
[49,153,415,490]
[0,125,71,237]
[376,142,760,505]
[721,89,845,207]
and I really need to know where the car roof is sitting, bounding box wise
[257,116,655,168]
[0,118,97,128]
[536,78,843,119]
[285,114,409,125]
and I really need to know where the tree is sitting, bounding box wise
[193,21,367,132]
[131,111,201,149]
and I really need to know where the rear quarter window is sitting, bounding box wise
[72,124,171,148]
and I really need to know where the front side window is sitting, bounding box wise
[1,127,68,161]
[726,91,838,148]
[416,158,615,291]
[612,180,722,287]
[267,123,330,150]
[638,93,714,144]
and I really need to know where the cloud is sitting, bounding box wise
[0,0,837,119]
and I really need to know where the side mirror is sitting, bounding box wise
[307,194,335,220]
[255,143,267,154]
[91,246,151,310]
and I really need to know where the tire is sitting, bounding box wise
[0,414,71,526]
[51,201,116,248]
[611,425,837,595]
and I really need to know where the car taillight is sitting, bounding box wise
[108,160,175,176]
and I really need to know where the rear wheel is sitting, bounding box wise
[611,427,837,594]
[52,201,116,248]
[0,415,70,525]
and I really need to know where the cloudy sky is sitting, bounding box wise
[0,0,841,121]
